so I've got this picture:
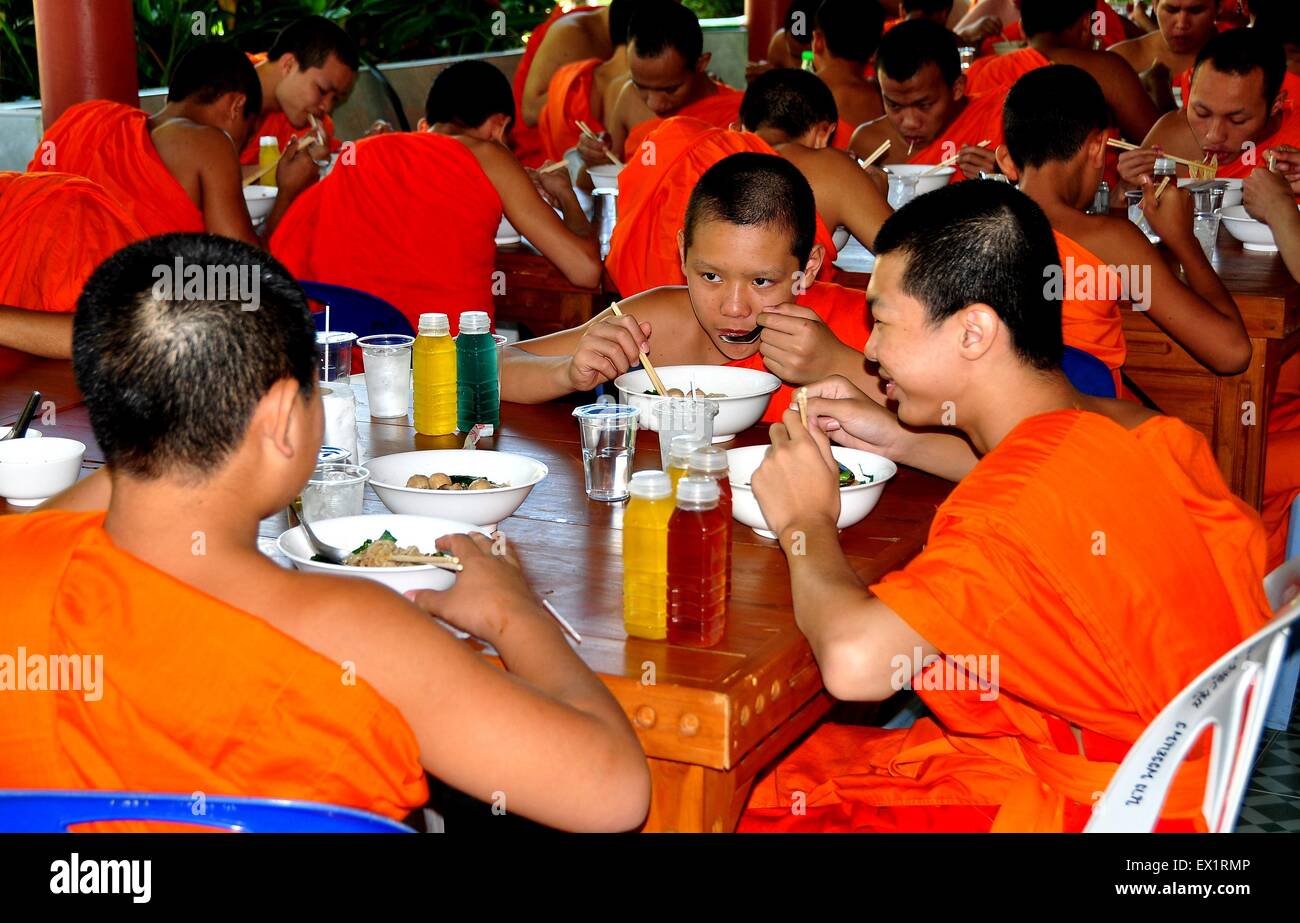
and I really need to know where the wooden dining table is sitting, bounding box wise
[0,358,952,832]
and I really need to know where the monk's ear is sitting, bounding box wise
[951,74,968,104]
[799,243,825,293]
[485,113,511,144]
[994,144,1020,181]
[1086,130,1108,169]
[811,121,834,150]
[696,51,712,74]
[257,377,308,461]
[677,228,688,274]
[812,31,826,57]
[417,117,430,132]
[279,52,300,77]
[957,304,999,361]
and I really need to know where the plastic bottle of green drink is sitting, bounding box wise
[456,311,499,432]
[413,312,456,436]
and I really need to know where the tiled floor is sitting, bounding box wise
[1235,699,1300,833]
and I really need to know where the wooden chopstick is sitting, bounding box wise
[242,160,276,187]
[609,302,666,395]
[388,554,464,571]
[538,160,569,174]
[577,119,623,167]
[1153,176,1172,202]
[859,140,891,169]
[1105,138,1220,177]
[922,140,990,176]
[795,387,809,428]
[542,599,582,645]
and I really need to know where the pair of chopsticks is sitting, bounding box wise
[576,120,623,167]
[609,302,667,395]
[921,140,991,176]
[859,140,891,169]
[538,160,569,174]
[1105,138,1220,179]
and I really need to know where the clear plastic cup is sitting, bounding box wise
[1190,183,1226,259]
[959,47,977,72]
[572,403,639,501]
[300,463,369,521]
[319,380,358,465]
[316,330,356,382]
[654,398,719,469]
[357,334,414,419]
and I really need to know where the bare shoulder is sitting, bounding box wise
[1145,109,1190,146]
[1107,31,1155,69]
[1075,211,1154,261]
[848,116,892,156]
[616,286,690,327]
[152,120,235,164]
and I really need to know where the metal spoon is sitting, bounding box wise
[1,390,41,441]
[290,497,352,565]
[719,326,763,345]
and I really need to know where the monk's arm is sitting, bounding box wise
[1098,56,1160,142]
[190,129,262,246]
[821,149,892,250]
[607,82,639,163]
[1272,208,1300,284]
[0,307,72,359]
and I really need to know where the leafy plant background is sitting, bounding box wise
[0,0,743,102]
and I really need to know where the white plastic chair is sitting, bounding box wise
[1086,559,1300,832]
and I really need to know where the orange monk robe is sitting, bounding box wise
[271,132,501,335]
[605,118,840,298]
[27,100,205,238]
[0,511,428,822]
[831,118,856,152]
[906,90,1009,182]
[538,57,603,163]
[238,52,342,166]
[741,410,1272,833]
[0,172,145,378]
[1263,355,1300,568]
[965,47,1051,96]
[1201,109,1300,179]
[1052,230,1127,394]
[512,4,592,168]
[727,281,870,424]
[622,83,745,162]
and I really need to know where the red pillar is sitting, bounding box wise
[746,0,785,62]
[34,0,138,126]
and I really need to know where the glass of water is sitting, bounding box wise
[572,404,639,502]
[654,398,719,469]
[300,463,369,521]
[1189,183,1226,259]
[357,334,414,419]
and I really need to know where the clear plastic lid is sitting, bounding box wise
[668,435,707,466]
[675,475,720,508]
[630,470,672,500]
[688,445,728,475]
[418,313,450,335]
[260,135,279,147]
[459,311,491,335]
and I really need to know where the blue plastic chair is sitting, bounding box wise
[299,281,415,339]
[1264,493,1300,730]
[1062,345,1117,398]
[0,790,412,833]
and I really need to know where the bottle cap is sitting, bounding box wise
[260,135,279,147]
[676,475,720,506]
[418,312,450,335]
[668,435,706,467]
[459,311,491,335]
[688,445,728,475]
[629,470,672,501]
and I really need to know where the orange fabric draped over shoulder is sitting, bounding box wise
[832,118,856,151]
[742,411,1271,833]
[238,52,341,165]
[907,90,1008,181]
[0,511,429,822]
[965,47,1050,96]
[27,100,205,237]
[605,118,839,298]
[270,132,502,335]
[0,171,144,377]
[1052,230,1127,392]
[727,281,870,424]
[512,4,591,168]
[539,57,603,163]
[622,83,744,162]
[1264,354,1300,567]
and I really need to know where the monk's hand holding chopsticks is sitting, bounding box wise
[274,134,321,199]
[1244,166,1300,227]
[798,375,910,461]
[750,406,841,541]
[576,128,616,168]
[1139,173,1197,252]
[1113,141,1162,189]
[753,303,854,384]
[564,308,653,393]
[1264,145,1300,194]
[956,141,998,180]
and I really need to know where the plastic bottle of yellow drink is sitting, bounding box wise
[413,312,457,435]
[666,435,705,495]
[258,136,280,188]
[623,470,675,640]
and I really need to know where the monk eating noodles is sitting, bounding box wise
[591,0,743,165]
[848,19,1007,180]
[238,16,359,168]
[738,180,1272,833]
[996,65,1249,389]
[1116,29,1300,188]
[1109,0,1221,112]
[504,153,880,422]
[0,172,143,378]
[29,42,319,245]
[605,68,892,297]
[809,0,887,136]
[538,0,644,163]
[0,233,650,833]
[964,0,1158,144]
[271,60,601,335]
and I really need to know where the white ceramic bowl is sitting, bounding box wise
[614,365,782,442]
[277,513,487,594]
[496,214,521,245]
[0,436,85,506]
[1220,205,1284,252]
[832,225,850,251]
[244,184,277,223]
[366,449,548,529]
[1178,177,1243,208]
[0,426,40,440]
[884,163,956,201]
[726,444,897,539]
[589,163,624,193]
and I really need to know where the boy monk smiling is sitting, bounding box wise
[503,153,880,421]
[0,234,650,833]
